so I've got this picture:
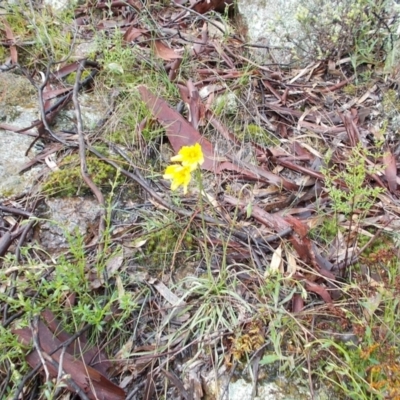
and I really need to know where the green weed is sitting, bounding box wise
[319,144,384,243]
[295,0,394,71]
[311,285,400,399]
[1,2,76,66]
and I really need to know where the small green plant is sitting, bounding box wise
[138,218,198,269]
[294,0,394,70]
[0,205,150,394]
[2,2,76,66]
[312,296,400,400]
[172,267,254,342]
[0,325,31,397]
[320,144,384,243]
[96,29,138,87]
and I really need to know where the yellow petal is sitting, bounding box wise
[170,180,180,191]
[163,164,181,180]
[163,164,192,193]
[172,143,204,169]
[170,154,183,162]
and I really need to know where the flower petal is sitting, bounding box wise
[172,143,204,170]
[163,164,181,180]
[170,154,183,162]
[163,164,192,193]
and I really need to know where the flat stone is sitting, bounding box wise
[237,0,400,65]
[38,197,102,253]
[0,72,42,199]
[238,0,301,64]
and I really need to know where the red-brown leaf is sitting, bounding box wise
[51,62,80,79]
[138,85,217,171]
[304,280,333,303]
[2,19,18,64]
[43,87,73,101]
[153,40,183,61]
[192,0,233,13]
[292,294,304,312]
[123,26,147,42]
[383,150,397,192]
[41,310,112,376]
[224,195,291,232]
[13,321,125,400]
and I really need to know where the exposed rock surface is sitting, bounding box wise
[38,197,102,253]
[237,0,400,65]
[0,70,106,200]
[0,72,42,199]
[237,0,301,64]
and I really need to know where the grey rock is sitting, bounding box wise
[38,197,102,253]
[237,0,400,66]
[0,72,42,199]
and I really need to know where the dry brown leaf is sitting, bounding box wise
[304,280,333,303]
[177,80,204,129]
[106,255,124,276]
[2,19,18,64]
[383,150,397,193]
[286,249,298,275]
[52,62,80,79]
[153,40,183,61]
[43,87,72,101]
[224,195,291,232]
[192,0,233,13]
[41,310,112,376]
[292,294,304,312]
[190,22,208,56]
[13,318,124,400]
[123,26,147,42]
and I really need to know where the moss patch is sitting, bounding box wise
[42,150,123,197]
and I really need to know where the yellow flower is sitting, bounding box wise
[170,143,204,170]
[163,164,192,194]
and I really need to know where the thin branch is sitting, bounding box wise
[72,60,106,254]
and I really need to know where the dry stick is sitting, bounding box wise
[15,219,36,262]
[0,360,12,400]
[220,360,238,400]
[306,349,315,400]
[72,61,106,254]
[170,210,198,270]
[223,44,277,72]
[87,146,291,250]
[0,232,13,257]
[20,60,98,155]
[0,205,33,218]
[169,3,226,35]
[343,193,357,278]
[22,0,78,149]
[30,317,50,382]
[39,351,91,400]
[2,311,25,329]
[56,346,67,386]
[251,352,262,400]
[37,62,71,147]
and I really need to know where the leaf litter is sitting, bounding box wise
[1,0,400,399]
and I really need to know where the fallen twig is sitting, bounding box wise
[72,60,106,255]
